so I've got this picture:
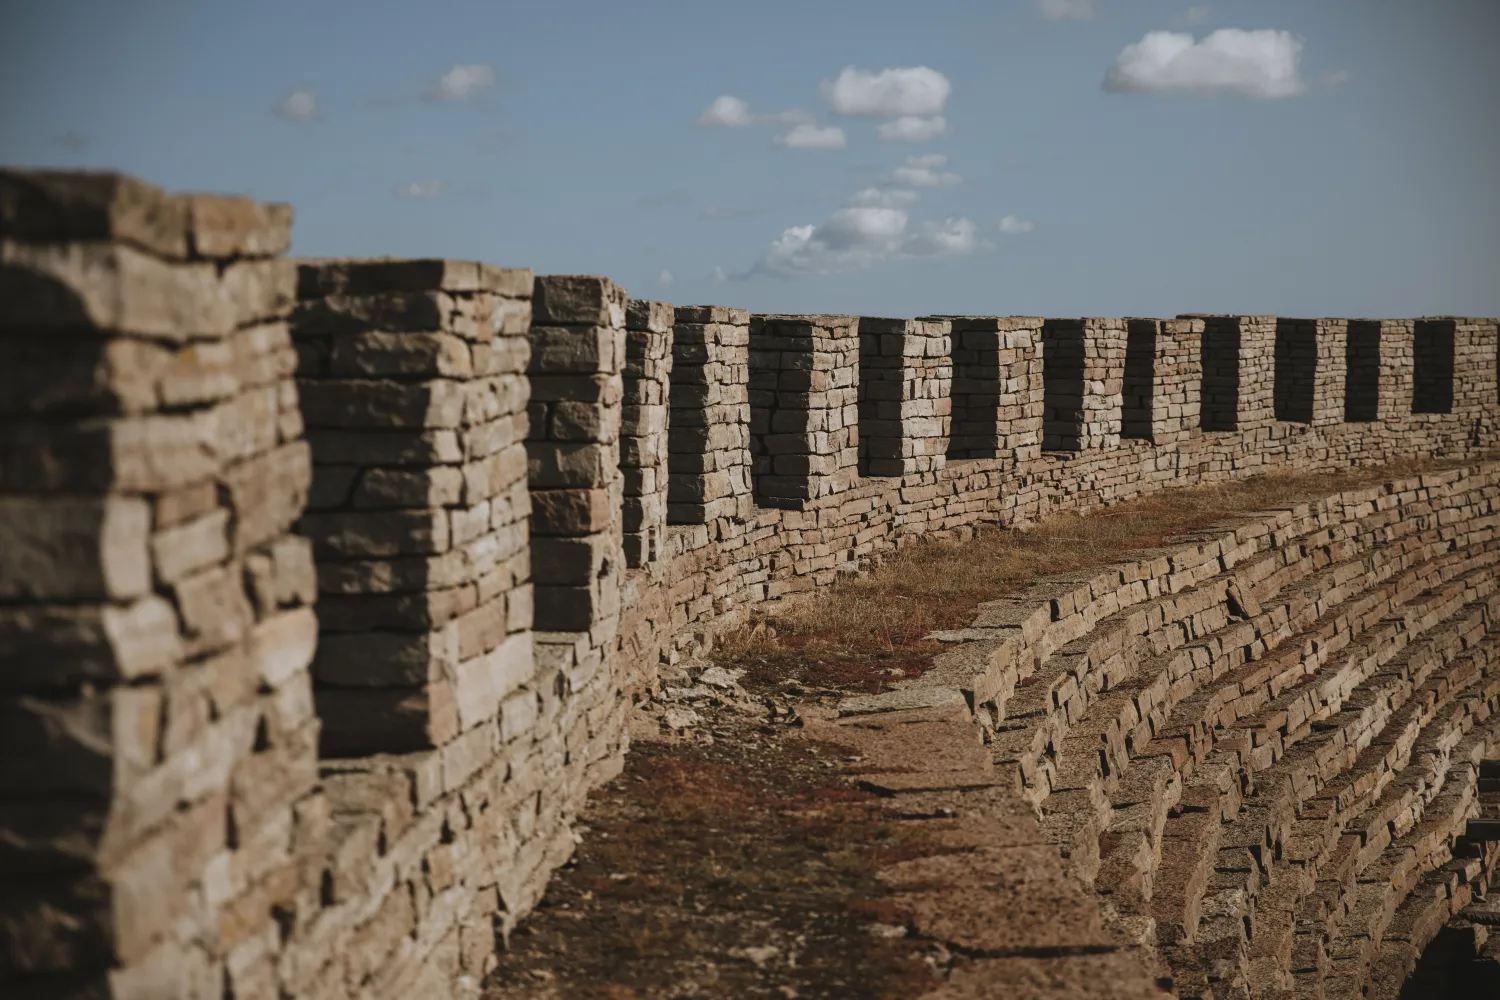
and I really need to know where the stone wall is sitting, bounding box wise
[4,168,1500,1000]
[0,171,318,998]
[857,316,952,477]
[292,259,535,758]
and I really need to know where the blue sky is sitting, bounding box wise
[2,0,1497,319]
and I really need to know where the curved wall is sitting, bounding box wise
[2,170,1498,999]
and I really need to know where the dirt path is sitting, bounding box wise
[483,700,941,999]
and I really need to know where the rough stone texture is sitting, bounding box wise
[292,258,534,757]
[930,464,1500,1000]
[1041,318,1127,452]
[621,300,673,569]
[858,316,952,477]
[668,305,753,529]
[930,315,1043,463]
[8,168,1500,1000]
[1122,318,1202,445]
[0,169,318,1000]
[748,314,860,507]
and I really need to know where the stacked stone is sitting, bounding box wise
[931,316,1043,462]
[1344,320,1383,422]
[1041,319,1125,451]
[621,300,673,569]
[528,276,625,635]
[1310,319,1349,427]
[0,171,318,997]
[1273,319,1319,423]
[1193,315,1276,432]
[1154,318,1204,443]
[292,259,534,757]
[748,314,860,507]
[1379,320,1418,422]
[668,306,753,527]
[1452,317,1500,415]
[1413,318,1458,415]
[857,317,952,476]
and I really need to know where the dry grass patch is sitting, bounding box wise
[722,457,1484,693]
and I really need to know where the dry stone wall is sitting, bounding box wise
[0,170,318,999]
[291,259,535,758]
[4,168,1500,1000]
[857,316,953,477]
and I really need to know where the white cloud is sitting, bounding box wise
[273,88,318,122]
[1181,5,1210,26]
[697,96,815,128]
[659,269,675,286]
[394,180,445,199]
[1322,69,1352,88]
[424,64,495,101]
[999,215,1035,234]
[822,66,951,118]
[848,187,920,208]
[1038,0,1097,22]
[774,124,848,150]
[892,153,961,188]
[877,115,948,142]
[752,190,987,277]
[713,266,727,282]
[1105,29,1307,99]
[698,95,753,126]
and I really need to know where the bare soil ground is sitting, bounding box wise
[484,458,1482,1000]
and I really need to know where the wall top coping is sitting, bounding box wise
[296,257,533,297]
[1,167,291,261]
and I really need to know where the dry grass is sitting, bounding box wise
[721,457,1482,693]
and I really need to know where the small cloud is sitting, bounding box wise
[774,124,848,151]
[1321,69,1352,88]
[1104,29,1307,99]
[698,95,753,126]
[639,191,691,210]
[892,153,961,188]
[877,115,948,142]
[748,188,987,277]
[659,269,675,286]
[713,266,727,283]
[51,131,90,153]
[273,87,319,122]
[1038,0,1097,22]
[697,96,816,128]
[423,64,495,102]
[1180,5,1211,26]
[822,66,951,118]
[999,215,1035,234]
[394,180,445,199]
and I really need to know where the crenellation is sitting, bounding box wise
[1413,318,1457,415]
[0,168,316,998]
[621,299,673,570]
[6,168,1500,1000]
[748,313,860,507]
[931,315,1043,462]
[1041,318,1126,451]
[857,316,952,476]
[292,258,534,758]
[667,305,753,527]
[1345,320,1382,422]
